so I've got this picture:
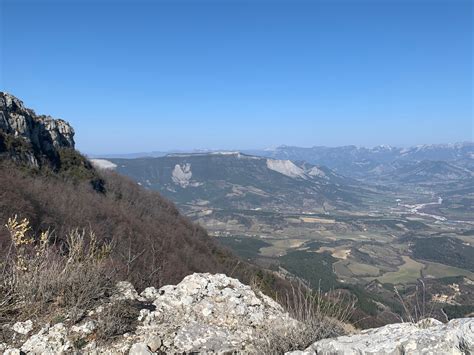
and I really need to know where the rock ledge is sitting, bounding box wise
[288,317,474,355]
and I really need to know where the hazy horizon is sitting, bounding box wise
[86,140,473,158]
[2,0,472,153]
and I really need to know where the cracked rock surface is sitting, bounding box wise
[287,317,474,355]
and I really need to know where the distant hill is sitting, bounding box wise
[102,152,372,213]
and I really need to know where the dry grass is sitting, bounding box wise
[394,279,435,323]
[256,281,355,353]
[0,216,115,324]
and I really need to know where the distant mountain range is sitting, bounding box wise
[249,143,474,180]
[100,152,374,213]
[373,160,474,185]
[92,142,474,215]
[91,142,474,181]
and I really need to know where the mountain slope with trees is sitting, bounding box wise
[0,92,285,292]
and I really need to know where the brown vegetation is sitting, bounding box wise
[256,282,355,353]
[0,161,289,296]
[0,161,357,352]
[95,299,142,340]
[0,216,114,324]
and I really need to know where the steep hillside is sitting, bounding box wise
[0,93,407,331]
[104,153,370,213]
[0,93,286,292]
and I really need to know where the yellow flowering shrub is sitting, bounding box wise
[1,215,114,323]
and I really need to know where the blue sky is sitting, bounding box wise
[1,0,472,154]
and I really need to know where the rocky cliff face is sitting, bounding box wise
[0,92,75,168]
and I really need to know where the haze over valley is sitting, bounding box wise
[92,141,474,326]
[2,0,473,352]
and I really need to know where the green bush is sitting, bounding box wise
[58,148,105,192]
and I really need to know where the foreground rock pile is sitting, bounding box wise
[289,317,474,355]
[1,272,473,354]
[0,273,297,354]
[135,273,297,353]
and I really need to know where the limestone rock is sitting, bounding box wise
[70,320,96,335]
[140,287,160,302]
[21,323,73,354]
[12,320,33,335]
[112,281,141,301]
[0,92,75,168]
[288,317,474,355]
[146,335,162,352]
[4,273,472,355]
[129,342,153,355]
[136,273,298,353]
[0,92,74,149]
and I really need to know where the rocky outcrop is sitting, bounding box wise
[0,92,75,168]
[288,317,474,355]
[1,273,298,354]
[2,273,472,354]
[133,273,298,353]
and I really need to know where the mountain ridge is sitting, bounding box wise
[98,152,368,214]
[249,143,474,180]
[89,142,474,160]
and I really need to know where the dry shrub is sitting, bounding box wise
[394,279,434,323]
[257,281,355,353]
[96,299,141,340]
[0,163,295,299]
[0,216,115,324]
[0,324,15,344]
[0,160,304,339]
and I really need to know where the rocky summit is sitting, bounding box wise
[1,273,298,354]
[134,273,297,353]
[2,272,473,354]
[0,92,75,168]
[289,318,474,355]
